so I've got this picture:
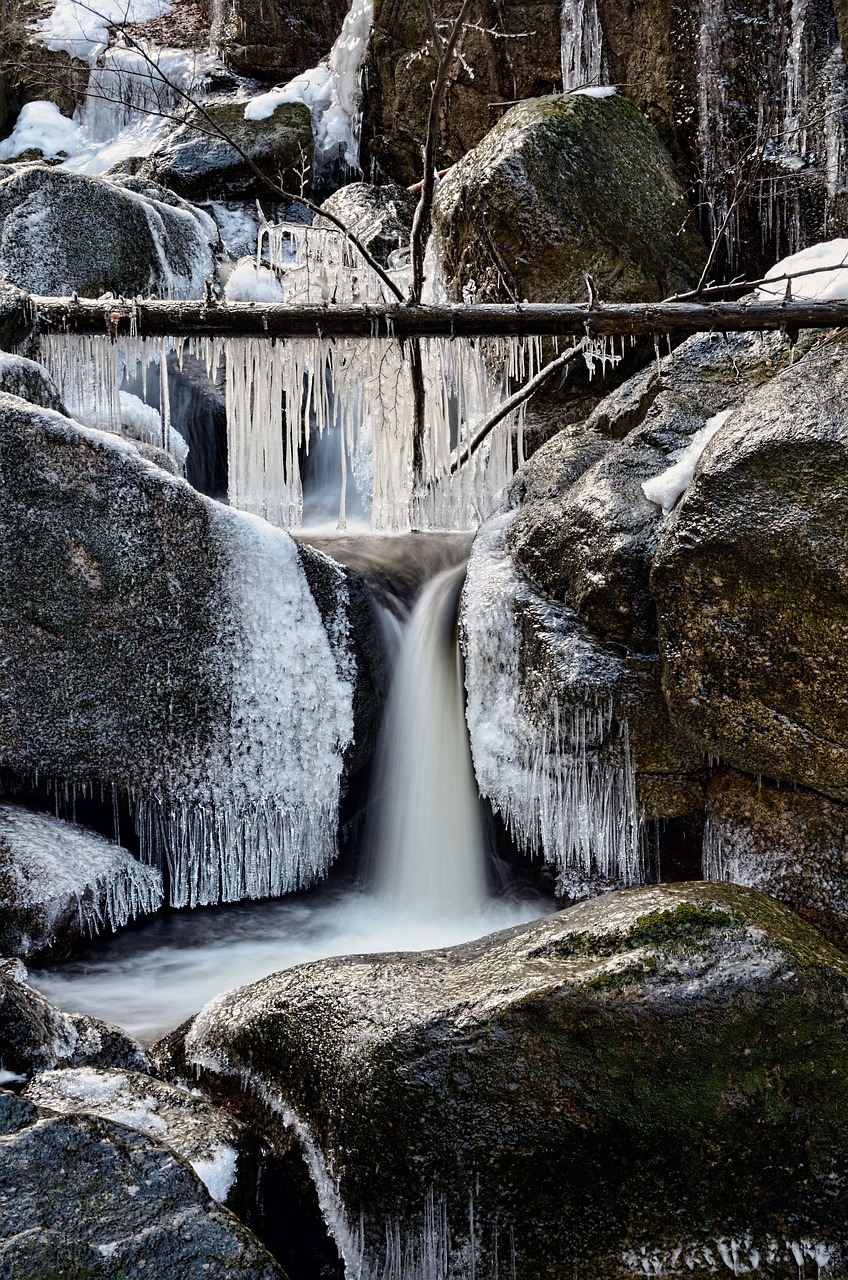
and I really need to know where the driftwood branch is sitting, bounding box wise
[22,293,848,339]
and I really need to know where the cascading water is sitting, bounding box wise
[372,564,487,917]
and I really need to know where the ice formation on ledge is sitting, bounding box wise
[641,408,732,516]
[461,514,643,892]
[134,505,355,907]
[756,238,848,300]
[223,260,285,303]
[243,0,373,178]
[0,804,163,939]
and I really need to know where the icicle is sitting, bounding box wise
[560,0,606,90]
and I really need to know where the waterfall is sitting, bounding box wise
[373,564,488,917]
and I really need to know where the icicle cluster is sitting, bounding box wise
[0,804,163,939]
[560,0,606,91]
[461,514,644,893]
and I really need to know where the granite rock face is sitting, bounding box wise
[179,883,848,1279]
[0,1091,285,1280]
[652,333,848,802]
[212,0,348,81]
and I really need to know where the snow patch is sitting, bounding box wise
[641,408,732,515]
[0,1069,26,1086]
[223,260,285,303]
[39,0,173,60]
[570,85,616,98]
[756,238,848,301]
[191,1143,239,1202]
[0,101,82,161]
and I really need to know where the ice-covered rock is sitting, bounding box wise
[652,330,848,802]
[25,1067,261,1213]
[0,165,215,298]
[0,393,356,908]
[0,1091,285,1279]
[137,99,312,200]
[0,958,147,1080]
[316,181,415,266]
[0,805,163,962]
[431,93,707,303]
[177,882,848,1280]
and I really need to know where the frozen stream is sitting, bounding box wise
[29,885,550,1044]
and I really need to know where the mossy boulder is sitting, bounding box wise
[705,768,848,952]
[0,1091,285,1279]
[431,92,708,303]
[180,882,848,1278]
[0,166,215,298]
[652,331,848,802]
[137,100,313,200]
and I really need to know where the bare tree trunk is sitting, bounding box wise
[23,292,848,338]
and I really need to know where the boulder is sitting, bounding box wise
[704,768,848,952]
[0,349,64,411]
[652,331,848,801]
[212,0,348,81]
[0,958,147,1081]
[431,93,707,303]
[137,100,313,200]
[505,329,794,649]
[0,166,216,298]
[317,181,415,266]
[0,394,357,907]
[361,0,564,186]
[0,1091,285,1279]
[461,514,703,897]
[0,805,163,962]
[25,1067,264,1217]
[180,882,848,1278]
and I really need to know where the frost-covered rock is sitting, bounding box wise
[179,882,848,1280]
[25,1068,262,1214]
[0,1091,285,1279]
[0,165,215,298]
[0,958,147,1080]
[316,181,416,267]
[0,349,64,411]
[0,805,163,961]
[506,330,793,649]
[704,769,848,953]
[0,394,356,907]
[137,99,313,200]
[431,93,707,303]
[652,331,848,801]
[461,514,702,895]
[213,0,349,81]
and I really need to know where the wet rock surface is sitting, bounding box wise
[431,93,707,304]
[0,1091,286,1279]
[213,0,348,81]
[138,100,313,200]
[0,958,148,1080]
[179,883,848,1279]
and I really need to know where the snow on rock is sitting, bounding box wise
[756,238,848,300]
[119,389,189,471]
[0,805,163,961]
[223,259,285,303]
[25,1068,244,1205]
[39,0,174,61]
[641,408,733,515]
[0,100,83,162]
[569,85,617,98]
[0,351,65,412]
